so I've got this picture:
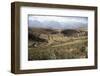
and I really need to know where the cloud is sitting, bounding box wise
[28,15,88,29]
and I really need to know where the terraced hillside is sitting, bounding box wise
[28,28,88,60]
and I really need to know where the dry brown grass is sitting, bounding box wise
[28,36,88,60]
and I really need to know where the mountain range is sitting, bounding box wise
[29,20,87,30]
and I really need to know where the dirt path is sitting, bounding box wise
[52,39,87,48]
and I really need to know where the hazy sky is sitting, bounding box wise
[28,15,88,29]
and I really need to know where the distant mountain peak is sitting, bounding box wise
[28,16,88,30]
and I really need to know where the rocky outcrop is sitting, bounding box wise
[28,28,87,47]
[61,29,87,37]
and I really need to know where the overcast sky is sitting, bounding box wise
[28,15,88,29]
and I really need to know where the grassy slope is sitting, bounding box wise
[28,36,88,60]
